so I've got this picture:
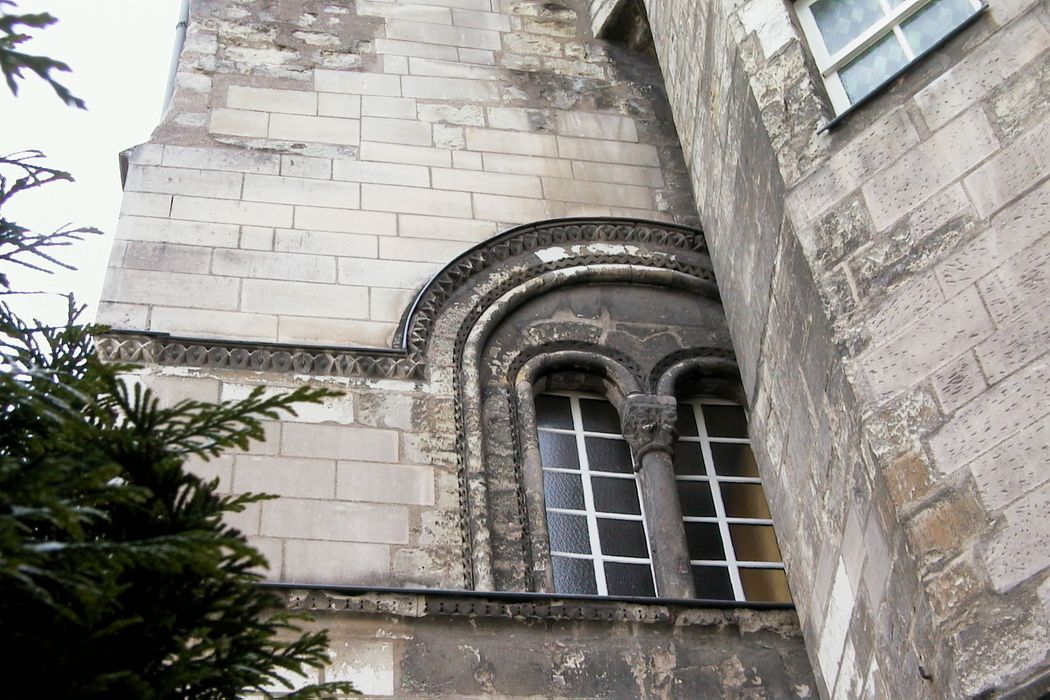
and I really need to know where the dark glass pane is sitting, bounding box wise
[591,476,641,515]
[580,397,621,433]
[547,512,591,554]
[701,404,749,438]
[597,518,649,558]
[710,443,759,477]
[604,562,656,597]
[585,437,634,473]
[721,483,772,519]
[740,568,792,603]
[673,441,706,476]
[731,524,783,562]
[676,402,699,437]
[677,481,715,517]
[535,394,574,429]
[543,471,585,510]
[552,555,597,595]
[684,521,726,560]
[692,565,734,600]
[539,431,580,470]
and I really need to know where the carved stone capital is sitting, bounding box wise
[621,394,678,464]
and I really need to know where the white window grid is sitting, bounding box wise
[677,398,784,602]
[795,0,984,113]
[538,392,656,597]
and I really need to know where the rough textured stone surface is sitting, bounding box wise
[277,590,815,698]
[643,0,1050,695]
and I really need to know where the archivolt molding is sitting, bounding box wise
[402,217,712,363]
[96,218,711,381]
[650,348,740,395]
[426,221,731,592]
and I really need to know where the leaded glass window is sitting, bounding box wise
[536,392,656,597]
[796,0,984,113]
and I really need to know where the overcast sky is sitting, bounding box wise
[1,0,181,323]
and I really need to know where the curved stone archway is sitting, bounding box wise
[417,218,746,591]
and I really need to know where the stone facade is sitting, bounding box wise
[97,0,1050,697]
[641,0,1050,696]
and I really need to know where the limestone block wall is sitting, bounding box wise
[98,0,696,349]
[96,0,702,594]
[639,0,1050,696]
[130,366,464,588]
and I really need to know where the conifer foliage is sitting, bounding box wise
[0,5,354,697]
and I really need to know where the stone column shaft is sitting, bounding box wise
[622,394,695,599]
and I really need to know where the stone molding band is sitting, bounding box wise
[94,332,423,379]
[279,589,798,628]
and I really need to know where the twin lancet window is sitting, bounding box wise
[535,392,790,603]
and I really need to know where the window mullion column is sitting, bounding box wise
[621,393,696,599]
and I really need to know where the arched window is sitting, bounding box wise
[410,217,791,603]
[674,399,789,602]
[533,390,788,602]
[536,391,656,597]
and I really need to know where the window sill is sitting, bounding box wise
[263,581,796,619]
[818,4,988,134]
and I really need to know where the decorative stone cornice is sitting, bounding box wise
[621,394,679,463]
[94,333,422,380]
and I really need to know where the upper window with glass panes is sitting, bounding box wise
[795,0,984,113]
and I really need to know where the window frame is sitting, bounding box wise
[795,0,985,115]
[675,398,787,603]
[537,391,658,597]
[533,389,789,603]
